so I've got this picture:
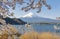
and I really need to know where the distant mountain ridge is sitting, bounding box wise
[20,17,60,24]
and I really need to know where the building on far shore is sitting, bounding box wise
[56,17,60,20]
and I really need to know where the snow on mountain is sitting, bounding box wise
[23,12,33,18]
[20,12,39,18]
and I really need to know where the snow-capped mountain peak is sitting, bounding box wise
[20,12,39,18]
[23,12,33,18]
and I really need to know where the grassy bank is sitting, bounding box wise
[20,32,60,39]
[0,32,60,39]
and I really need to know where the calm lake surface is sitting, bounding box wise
[13,23,60,34]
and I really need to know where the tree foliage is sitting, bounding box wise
[0,0,51,17]
[0,0,51,38]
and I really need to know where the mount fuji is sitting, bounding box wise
[20,12,60,24]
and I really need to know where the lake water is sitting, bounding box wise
[13,23,60,34]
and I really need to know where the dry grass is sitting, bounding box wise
[20,32,60,39]
[19,32,40,39]
[39,32,60,39]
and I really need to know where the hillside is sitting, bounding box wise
[0,17,27,25]
[20,17,60,24]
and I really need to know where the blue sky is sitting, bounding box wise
[10,0,60,19]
